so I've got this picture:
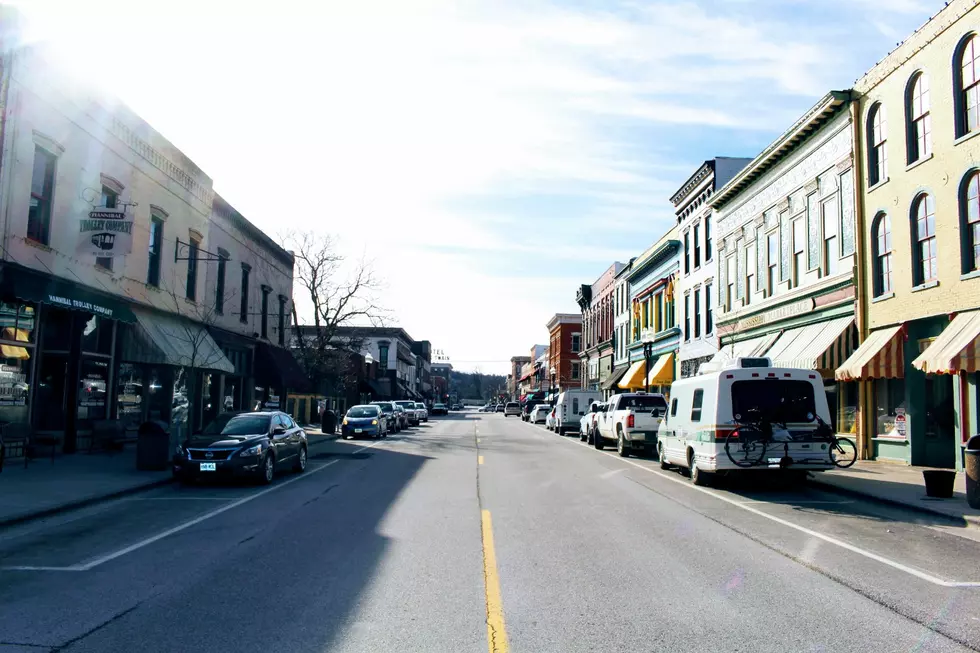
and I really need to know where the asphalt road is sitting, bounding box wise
[1,411,979,652]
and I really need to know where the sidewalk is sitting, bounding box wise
[0,431,340,528]
[809,461,980,528]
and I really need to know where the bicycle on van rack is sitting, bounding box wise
[723,411,858,469]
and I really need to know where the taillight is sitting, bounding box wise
[627,414,635,428]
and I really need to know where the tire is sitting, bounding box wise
[689,453,710,487]
[617,430,629,458]
[294,446,307,473]
[258,454,275,485]
[587,427,594,445]
[594,431,605,450]
[658,443,670,470]
[831,437,858,468]
[579,428,587,442]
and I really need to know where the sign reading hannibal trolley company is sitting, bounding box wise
[76,208,134,258]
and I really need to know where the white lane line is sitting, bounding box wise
[538,424,980,588]
[4,440,388,573]
[736,500,856,505]
[127,497,235,501]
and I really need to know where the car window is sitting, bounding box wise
[348,406,379,418]
[670,398,678,417]
[221,415,272,435]
[691,389,704,422]
[619,395,668,412]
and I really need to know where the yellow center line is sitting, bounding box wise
[478,455,485,465]
[481,509,509,653]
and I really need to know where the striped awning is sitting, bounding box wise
[912,311,980,374]
[646,352,675,386]
[710,331,780,364]
[618,360,646,390]
[835,325,905,381]
[765,316,854,371]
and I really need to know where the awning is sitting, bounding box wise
[121,306,234,373]
[360,378,386,397]
[3,264,136,323]
[646,352,675,386]
[256,342,312,392]
[913,311,980,374]
[602,363,630,390]
[618,360,646,390]
[835,325,905,381]
[764,316,854,370]
[710,332,780,363]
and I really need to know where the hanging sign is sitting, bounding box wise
[77,208,134,258]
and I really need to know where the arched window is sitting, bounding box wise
[912,193,937,285]
[867,103,887,186]
[871,213,893,296]
[906,73,931,163]
[955,34,980,137]
[961,171,980,273]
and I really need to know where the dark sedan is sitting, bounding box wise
[371,402,402,432]
[342,405,387,439]
[430,403,448,416]
[172,411,307,485]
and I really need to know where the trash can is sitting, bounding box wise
[137,420,171,471]
[966,434,980,509]
[922,469,956,499]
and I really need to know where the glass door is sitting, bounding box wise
[35,353,68,431]
[922,375,955,468]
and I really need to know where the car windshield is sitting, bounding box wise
[220,415,271,436]
[374,403,394,412]
[202,412,242,435]
[619,395,668,412]
[347,407,379,418]
[506,403,518,408]
[731,380,817,424]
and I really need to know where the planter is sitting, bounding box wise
[922,469,956,499]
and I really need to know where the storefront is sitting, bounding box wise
[254,341,313,417]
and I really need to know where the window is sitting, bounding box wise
[961,171,980,273]
[957,35,980,137]
[28,146,56,245]
[239,264,250,324]
[906,73,931,163]
[705,217,712,260]
[670,397,678,417]
[705,283,713,333]
[912,193,937,285]
[792,218,806,288]
[571,332,581,352]
[694,289,702,338]
[726,256,736,310]
[684,294,691,341]
[691,389,704,422]
[185,236,200,301]
[744,242,756,305]
[215,251,227,314]
[655,293,663,332]
[378,343,389,369]
[766,231,778,296]
[261,286,271,339]
[867,103,887,186]
[693,223,701,268]
[684,231,690,274]
[822,197,839,276]
[571,362,580,380]
[96,186,117,270]
[147,216,163,287]
[872,212,893,296]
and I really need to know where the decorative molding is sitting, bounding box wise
[835,154,853,173]
[754,214,765,228]
[32,130,65,155]
[804,180,819,194]
[99,173,124,195]
[149,204,169,219]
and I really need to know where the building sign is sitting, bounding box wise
[895,407,907,438]
[719,297,815,334]
[46,293,117,318]
[77,208,134,258]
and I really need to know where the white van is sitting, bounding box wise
[553,390,602,434]
[658,357,837,486]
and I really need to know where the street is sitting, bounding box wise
[1,411,979,653]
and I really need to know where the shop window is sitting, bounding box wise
[115,363,144,429]
[0,302,37,347]
[873,378,907,438]
[172,368,189,427]
[838,381,858,436]
[912,193,937,285]
[867,103,887,186]
[960,170,980,274]
[0,355,32,426]
[28,146,56,245]
[96,186,117,270]
[905,72,931,164]
[955,34,980,138]
[78,358,110,424]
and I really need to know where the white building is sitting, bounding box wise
[671,158,751,378]
[606,261,633,397]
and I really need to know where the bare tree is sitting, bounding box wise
[282,231,386,395]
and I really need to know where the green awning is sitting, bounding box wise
[4,264,137,323]
[121,306,234,373]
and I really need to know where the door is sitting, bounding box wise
[35,354,69,431]
[284,414,304,459]
[922,375,955,468]
[270,414,291,466]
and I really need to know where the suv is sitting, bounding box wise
[503,402,521,417]
[394,400,421,426]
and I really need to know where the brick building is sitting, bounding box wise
[545,313,582,396]
[576,262,625,391]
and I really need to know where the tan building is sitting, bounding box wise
[837,0,980,469]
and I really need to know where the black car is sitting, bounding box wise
[430,403,448,416]
[371,402,401,432]
[173,411,307,485]
[342,405,387,439]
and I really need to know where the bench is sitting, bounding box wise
[89,420,137,453]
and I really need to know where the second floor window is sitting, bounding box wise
[96,186,117,270]
[571,332,581,352]
[683,231,690,274]
[378,343,389,369]
[240,264,250,324]
[792,218,806,288]
[684,294,690,341]
[962,171,980,274]
[867,103,887,186]
[571,362,580,380]
[147,216,163,287]
[705,217,712,261]
[913,193,937,285]
[744,242,756,305]
[278,295,287,346]
[694,288,702,338]
[872,212,893,297]
[822,198,839,276]
[705,283,713,333]
[767,231,778,296]
[726,256,736,310]
[186,235,200,301]
[693,223,701,268]
[28,146,56,245]
[215,251,227,314]
[261,286,271,339]
[906,73,931,163]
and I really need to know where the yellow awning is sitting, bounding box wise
[912,311,980,374]
[618,360,646,390]
[646,352,675,386]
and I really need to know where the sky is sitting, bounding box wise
[14,0,941,374]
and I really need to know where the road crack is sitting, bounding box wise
[50,601,145,652]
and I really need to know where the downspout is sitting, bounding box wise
[849,92,871,460]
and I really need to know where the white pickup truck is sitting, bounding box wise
[594,392,668,458]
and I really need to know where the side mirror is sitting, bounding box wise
[273,425,286,435]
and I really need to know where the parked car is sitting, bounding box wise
[453,404,463,410]
[579,401,606,444]
[413,402,428,422]
[594,392,668,457]
[371,402,402,432]
[342,404,387,439]
[173,411,307,485]
[393,404,409,429]
[495,404,505,413]
[530,404,551,424]
[394,400,421,426]
[431,403,449,416]
[200,410,246,436]
[554,390,602,435]
[503,401,521,417]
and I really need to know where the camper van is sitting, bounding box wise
[553,390,602,434]
[657,357,837,486]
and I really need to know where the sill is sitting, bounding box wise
[145,283,161,293]
[93,265,113,276]
[24,237,52,252]
[867,177,889,193]
[911,280,938,293]
[954,129,980,147]
[960,269,980,281]
[872,436,909,444]
[183,297,197,306]
[871,292,894,304]
[905,153,933,171]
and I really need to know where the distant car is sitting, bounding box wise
[394,400,421,426]
[371,402,401,432]
[173,411,307,485]
[495,404,505,413]
[393,404,410,429]
[431,403,449,416]
[413,402,428,422]
[504,402,521,417]
[452,404,463,410]
[530,404,551,424]
[342,405,387,439]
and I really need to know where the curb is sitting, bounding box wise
[807,474,979,529]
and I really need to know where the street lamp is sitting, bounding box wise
[550,366,557,406]
[643,341,653,394]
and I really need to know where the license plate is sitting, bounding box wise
[200,462,217,471]
[767,457,782,464]
[354,429,363,433]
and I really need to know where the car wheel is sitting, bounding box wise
[587,427,594,445]
[579,428,586,442]
[659,443,670,470]
[259,454,275,485]
[294,446,307,472]
[617,431,630,458]
[689,454,710,487]
[594,431,604,450]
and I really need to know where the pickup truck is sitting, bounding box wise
[594,392,668,458]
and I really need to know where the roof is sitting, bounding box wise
[709,91,851,211]
[212,194,295,269]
